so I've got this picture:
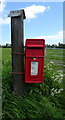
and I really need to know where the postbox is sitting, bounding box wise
[25,39,45,83]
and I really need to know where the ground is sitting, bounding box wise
[1,48,65,120]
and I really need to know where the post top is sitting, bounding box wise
[8,9,26,19]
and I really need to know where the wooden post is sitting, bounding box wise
[8,9,26,96]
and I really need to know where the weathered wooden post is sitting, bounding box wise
[8,9,26,96]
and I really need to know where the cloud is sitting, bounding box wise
[35,31,63,44]
[0,17,10,25]
[0,4,50,25]
[24,5,50,19]
[35,31,63,40]
[0,0,10,25]
[0,0,6,13]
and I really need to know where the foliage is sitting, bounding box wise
[2,48,65,120]
[46,43,65,49]
[0,42,65,49]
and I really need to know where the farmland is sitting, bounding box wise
[1,48,65,120]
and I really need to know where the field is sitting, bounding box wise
[1,48,65,120]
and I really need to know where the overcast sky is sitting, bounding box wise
[0,0,64,45]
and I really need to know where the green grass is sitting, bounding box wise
[2,48,11,62]
[2,48,65,120]
[45,48,64,62]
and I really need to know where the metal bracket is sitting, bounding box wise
[11,52,25,56]
[12,72,25,75]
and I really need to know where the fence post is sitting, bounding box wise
[8,9,26,96]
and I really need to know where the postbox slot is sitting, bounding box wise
[27,47,43,49]
[27,45,44,48]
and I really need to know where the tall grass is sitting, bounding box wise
[2,48,65,120]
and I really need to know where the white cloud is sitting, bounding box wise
[24,5,50,19]
[0,0,6,13]
[35,31,63,44]
[0,0,11,25]
[0,17,10,24]
[35,31,63,40]
[0,4,50,25]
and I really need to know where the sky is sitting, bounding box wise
[0,0,64,45]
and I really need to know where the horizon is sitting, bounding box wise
[0,42,64,46]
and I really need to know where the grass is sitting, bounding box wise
[45,48,64,62]
[2,48,65,120]
[2,48,11,62]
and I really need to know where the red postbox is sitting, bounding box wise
[25,39,45,83]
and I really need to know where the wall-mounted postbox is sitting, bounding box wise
[25,39,45,83]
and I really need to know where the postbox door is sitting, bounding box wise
[25,57,44,83]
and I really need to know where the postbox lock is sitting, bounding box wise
[33,57,36,60]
